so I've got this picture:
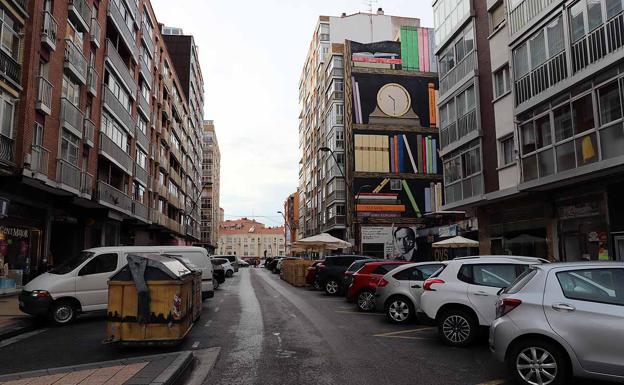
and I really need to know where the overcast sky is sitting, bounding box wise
[151,0,434,227]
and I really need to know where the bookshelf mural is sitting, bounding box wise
[354,133,438,174]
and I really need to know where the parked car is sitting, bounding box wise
[238,259,250,268]
[306,260,324,290]
[420,256,548,347]
[211,260,226,289]
[213,255,239,273]
[490,262,624,385]
[264,257,274,269]
[343,259,382,296]
[315,255,372,295]
[19,246,213,325]
[347,260,411,311]
[267,257,285,273]
[211,257,235,277]
[374,261,446,322]
[275,257,299,274]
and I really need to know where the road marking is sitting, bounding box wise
[214,306,220,313]
[219,299,224,304]
[204,320,212,327]
[373,327,437,340]
[335,310,384,316]
[192,341,200,348]
[0,329,48,348]
[476,380,507,385]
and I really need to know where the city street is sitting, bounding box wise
[0,269,613,385]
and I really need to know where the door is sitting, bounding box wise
[544,267,624,376]
[615,236,624,261]
[74,253,119,311]
[409,264,444,309]
[466,264,521,325]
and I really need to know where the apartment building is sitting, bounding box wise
[0,0,204,287]
[298,10,420,243]
[216,218,285,258]
[199,120,220,251]
[434,0,624,261]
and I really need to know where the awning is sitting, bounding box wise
[292,233,352,252]
[432,236,479,248]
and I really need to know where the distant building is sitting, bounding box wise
[216,218,285,258]
[198,120,220,251]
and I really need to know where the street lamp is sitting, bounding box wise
[318,146,353,246]
[278,210,290,256]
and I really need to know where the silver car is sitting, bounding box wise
[490,262,624,385]
[375,261,446,324]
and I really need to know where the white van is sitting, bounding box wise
[19,246,213,325]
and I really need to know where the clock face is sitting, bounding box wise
[377,83,411,117]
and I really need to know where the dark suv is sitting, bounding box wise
[315,255,372,295]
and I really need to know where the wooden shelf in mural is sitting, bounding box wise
[351,66,438,78]
[353,123,439,134]
[354,171,443,180]
[355,217,429,225]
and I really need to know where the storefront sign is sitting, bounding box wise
[558,202,600,219]
[0,226,29,238]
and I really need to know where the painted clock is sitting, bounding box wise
[376,83,412,117]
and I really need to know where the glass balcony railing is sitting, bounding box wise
[30,145,49,176]
[56,159,81,191]
[64,39,87,84]
[36,76,53,115]
[68,0,91,32]
[61,98,84,136]
[97,180,132,214]
[41,11,58,51]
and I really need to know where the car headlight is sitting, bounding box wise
[31,290,51,298]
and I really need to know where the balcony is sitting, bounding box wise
[133,201,149,222]
[64,39,87,84]
[571,12,624,75]
[36,77,53,115]
[41,11,58,51]
[105,40,137,97]
[186,224,200,240]
[87,66,98,97]
[167,217,182,234]
[134,163,148,185]
[0,135,14,165]
[83,118,95,147]
[0,49,21,87]
[139,56,153,86]
[157,183,169,198]
[509,0,552,36]
[107,3,138,61]
[30,145,49,177]
[151,209,167,226]
[138,92,150,117]
[90,17,101,48]
[324,215,346,229]
[99,132,133,174]
[56,159,81,192]
[103,87,135,133]
[135,125,149,151]
[80,172,93,198]
[170,169,182,186]
[515,50,567,106]
[326,190,345,204]
[97,180,132,215]
[456,109,478,139]
[439,51,476,99]
[170,145,182,162]
[141,26,154,58]
[61,98,84,137]
[10,0,27,16]
[169,193,181,209]
[68,0,91,32]
[155,150,169,170]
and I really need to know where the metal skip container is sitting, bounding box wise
[105,254,202,346]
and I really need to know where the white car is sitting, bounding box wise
[212,257,235,277]
[420,256,547,347]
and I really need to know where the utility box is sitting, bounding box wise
[105,254,201,346]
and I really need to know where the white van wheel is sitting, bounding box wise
[50,301,77,325]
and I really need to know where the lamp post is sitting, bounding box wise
[278,210,290,256]
[318,146,354,248]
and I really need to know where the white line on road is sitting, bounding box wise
[335,310,385,316]
[0,329,48,348]
[214,307,220,313]
[192,341,200,348]
[204,320,212,327]
[219,299,224,304]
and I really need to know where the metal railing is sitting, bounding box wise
[107,3,137,60]
[99,132,133,173]
[572,12,624,74]
[56,159,81,191]
[105,39,137,96]
[439,51,476,98]
[90,17,101,47]
[133,201,149,221]
[515,50,567,105]
[64,39,88,83]
[30,145,49,175]
[36,76,53,114]
[11,0,27,12]
[80,172,93,197]
[83,118,95,146]
[0,134,13,164]
[87,66,98,97]
[61,98,84,135]
[41,11,58,50]
[509,0,551,35]
[0,49,20,86]
[97,180,132,214]
[134,163,148,185]
[103,86,134,132]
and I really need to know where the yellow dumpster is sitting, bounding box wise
[105,254,202,346]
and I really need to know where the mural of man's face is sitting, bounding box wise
[395,228,415,254]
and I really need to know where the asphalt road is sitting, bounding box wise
[0,268,614,385]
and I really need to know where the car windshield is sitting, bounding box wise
[49,251,95,274]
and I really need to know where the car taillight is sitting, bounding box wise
[496,298,522,319]
[378,278,389,287]
[370,276,380,284]
[423,279,445,291]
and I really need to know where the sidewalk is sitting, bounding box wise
[0,295,35,341]
[0,351,194,385]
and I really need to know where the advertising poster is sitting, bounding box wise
[361,226,426,261]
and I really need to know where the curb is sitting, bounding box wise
[0,351,195,384]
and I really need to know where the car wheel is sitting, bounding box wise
[324,279,340,296]
[313,280,321,291]
[356,290,376,312]
[50,300,77,325]
[438,309,477,347]
[508,339,568,385]
[226,270,233,277]
[385,296,414,324]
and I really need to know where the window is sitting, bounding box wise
[79,253,118,276]
[137,117,147,135]
[393,267,416,281]
[572,94,595,134]
[494,66,510,98]
[458,264,523,288]
[0,97,14,138]
[140,80,150,101]
[588,0,603,31]
[101,113,129,151]
[133,182,145,203]
[0,8,20,60]
[105,71,131,112]
[500,136,515,166]
[418,265,444,279]
[490,2,505,33]
[61,129,80,165]
[557,269,624,305]
[62,76,80,106]
[599,81,622,124]
[461,147,481,177]
[570,1,586,42]
[136,147,147,169]
[607,0,623,19]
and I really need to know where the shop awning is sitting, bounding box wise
[292,233,352,252]
[432,236,479,248]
